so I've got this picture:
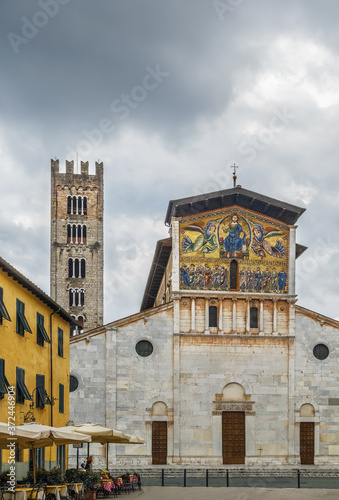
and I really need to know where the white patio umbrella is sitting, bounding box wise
[58,423,135,444]
[126,434,144,444]
[59,423,144,469]
[15,422,91,448]
[0,422,91,483]
[0,421,42,447]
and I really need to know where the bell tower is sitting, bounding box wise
[50,159,104,333]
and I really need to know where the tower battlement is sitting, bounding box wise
[51,158,104,332]
[51,159,103,177]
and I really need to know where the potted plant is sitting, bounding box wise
[23,467,65,486]
[0,471,9,487]
[65,468,87,484]
[82,471,101,500]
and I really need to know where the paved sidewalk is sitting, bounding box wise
[132,486,339,499]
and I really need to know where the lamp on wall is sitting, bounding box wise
[23,410,36,423]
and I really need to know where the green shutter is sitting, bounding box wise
[59,384,64,413]
[0,288,11,322]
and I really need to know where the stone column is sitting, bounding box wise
[173,297,180,334]
[246,299,250,333]
[288,299,296,336]
[205,298,209,334]
[259,300,264,334]
[191,298,196,333]
[273,299,278,335]
[218,299,223,334]
[171,218,180,291]
[288,226,297,296]
[232,298,237,334]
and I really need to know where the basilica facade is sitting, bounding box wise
[69,185,339,467]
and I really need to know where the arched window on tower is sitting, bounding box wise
[72,196,77,214]
[83,197,87,215]
[80,259,86,278]
[77,225,82,244]
[250,306,258,328]
[68,258,73,278]
[77,197,82,215]
[72,224,77,243]
[230,260,238,290]
[82,225,87,244]
[74,258,80,278]
[67,196,72,215]
[67,224,71,243]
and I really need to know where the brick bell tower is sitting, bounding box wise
[50,159,104,333]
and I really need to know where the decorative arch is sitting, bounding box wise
[300,403,315,417]
[222,382,246,401]
[213,382,254,414]
[152,402,168,417]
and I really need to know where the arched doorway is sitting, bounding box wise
[300,404,315,464]
[151,402,168,465]
[221,383,246,464]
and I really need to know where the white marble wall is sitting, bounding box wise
[69,304,339,467]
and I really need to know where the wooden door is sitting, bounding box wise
[152,421,167,465]
[222,411,245,464]
[300,422,314,464]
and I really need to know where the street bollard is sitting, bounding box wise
[226,469,229,487]
[184,469,186,487]
[161,468,164,487]
[206,469,209,487]
[297,469,300,488]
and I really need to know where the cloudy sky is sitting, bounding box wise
[1,0,339,322]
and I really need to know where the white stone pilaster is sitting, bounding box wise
[174,298,180,334]
[205,298,209,334]
[289,299,296,336]
[288,338,297,464]
[232,299,237,333]
[171,218,180,291]
[289,226,297,295]
[173,335,180,462]
[212,414,222,458]
[273,299,278,335]
[259,300,264,334]
[191,298,196,333]
[106,327,117,465]
[218,299,223,334]
[246,413,256,457]
[246,299,250,333]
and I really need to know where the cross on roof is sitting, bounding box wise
[230,163,239,188]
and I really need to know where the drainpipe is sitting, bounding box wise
[50,308,60,426]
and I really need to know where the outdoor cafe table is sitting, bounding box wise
[45,484,67,500]
[3,488,45,500]
[2,483,83,500]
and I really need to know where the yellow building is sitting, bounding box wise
[0,256,77,477]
